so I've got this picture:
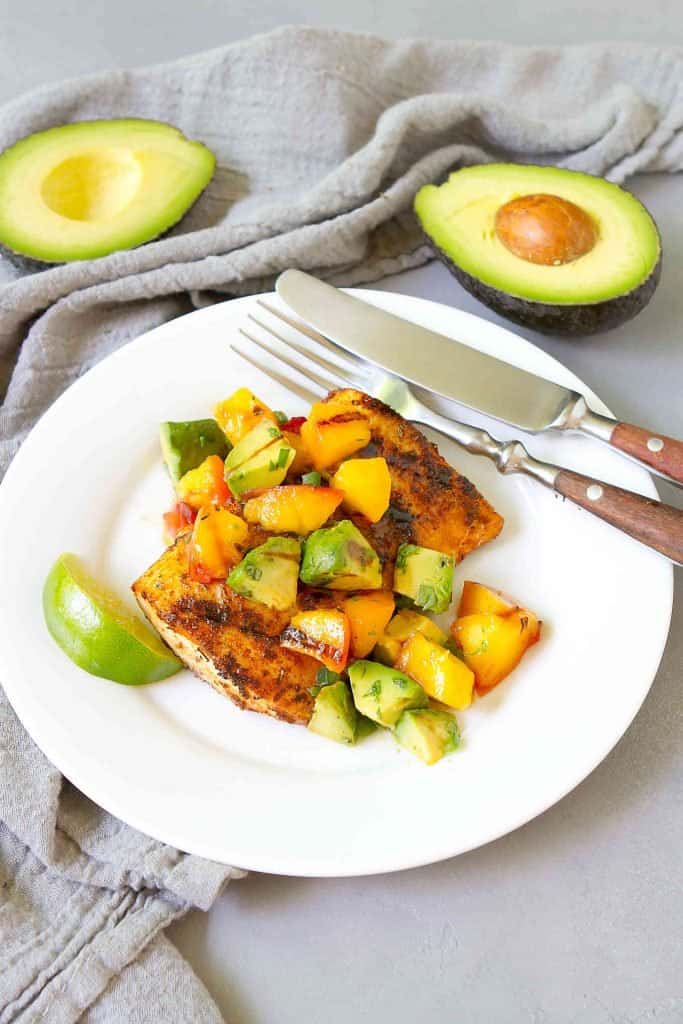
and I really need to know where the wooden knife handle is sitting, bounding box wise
[555,469,683,564]
[610,422,683,486]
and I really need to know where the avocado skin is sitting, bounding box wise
[425,237,662,337]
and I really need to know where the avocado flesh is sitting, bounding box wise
[415,164,661,336]
[348,660,428,728]
[226,441,295,498]
[224,420,282,473]
[300,520,382,591]
[228,537,300,611]
[0,119,215,264]
[394,709,460,765]
[160,419,228,483]
[308,680,358,745]
[393,544,454,615]
[374,609,448,665]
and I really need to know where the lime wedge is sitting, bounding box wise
[43,553,181,685]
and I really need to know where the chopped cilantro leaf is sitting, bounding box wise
[268,447,290,471]
[364,679,382,700]
[395,544,418,572]
[316,667,343,687]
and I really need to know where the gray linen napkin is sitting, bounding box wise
[1,26,681,1023]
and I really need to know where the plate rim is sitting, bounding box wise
[0,289,673,876]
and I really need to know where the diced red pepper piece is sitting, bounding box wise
[280,416,306,435]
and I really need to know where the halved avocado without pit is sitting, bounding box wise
[414,164,661,336]
[0,119,215,265]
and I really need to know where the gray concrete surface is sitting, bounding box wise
[1,4,681,1023]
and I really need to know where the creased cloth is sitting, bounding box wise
[0,26,681,1024]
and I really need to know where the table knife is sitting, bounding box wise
[276,269,683,488]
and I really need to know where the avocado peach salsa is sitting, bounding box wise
[45,384,541,768]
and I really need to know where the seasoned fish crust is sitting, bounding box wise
[324,389,503,569]
[133,538,316,724]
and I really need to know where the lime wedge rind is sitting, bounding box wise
[43,553,181,685]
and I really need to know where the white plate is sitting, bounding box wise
[0,291,673,876]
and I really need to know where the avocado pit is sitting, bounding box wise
[494,193,598,266]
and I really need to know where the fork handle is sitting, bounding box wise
[554,470,683,564]
[417,406,683,565]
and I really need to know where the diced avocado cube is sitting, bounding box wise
[373,635,403,666]
[394,708,460,765]
[300,520,382,591]
[308,680,357,745]
[348,660,427,727]
[356,714,379,740]
[159,419,228,483]
[224,419,283,473]
[227,537,300,610]
[386,609,448,645]
[375,608,449,663]
[393,544,454,614]
[226,441,295,498]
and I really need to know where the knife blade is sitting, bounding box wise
[276,269,683,487]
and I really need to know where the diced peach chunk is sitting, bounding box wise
[457,580,517,617]
[176,455,229,510]
[451,606,541,694]
[343,591,395,659]
[331,457,391,523]
[188,504,249,582]
[280,609,351,671]
[243,485,343,534]
[214,388,276,445]
[283,429,313,475]
[300,400,371,471]
[397,632,474,710]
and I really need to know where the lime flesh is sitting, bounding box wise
[43,553,181,685]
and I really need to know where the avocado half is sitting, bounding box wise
[0,118,215,266]
[414,164,661,336]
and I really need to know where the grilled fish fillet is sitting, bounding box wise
[325,389,503,571]
[133,537,317,724]
[133,388,503,723]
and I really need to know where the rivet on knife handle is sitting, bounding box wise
[608,423,683,486]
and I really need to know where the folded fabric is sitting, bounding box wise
[0,26,681,1023]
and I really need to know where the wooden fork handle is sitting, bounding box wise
[555,469,683,564]
[609,422,683,486]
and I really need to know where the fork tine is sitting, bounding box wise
[257,299,361,375]
[238,324,348,394]
[247,313,366,391]
[233,334,322,404]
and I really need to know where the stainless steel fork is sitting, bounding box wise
[232,299,683,565]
